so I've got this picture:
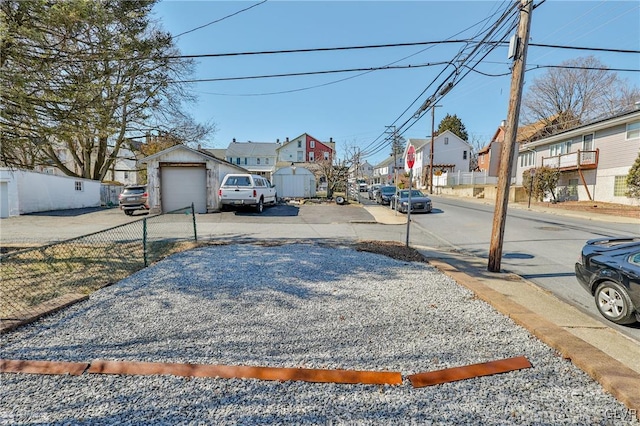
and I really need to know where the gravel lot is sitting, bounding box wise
[0,243,635,425]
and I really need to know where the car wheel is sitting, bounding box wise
[255,198,264,213]
[594,281,636,324]
[124,210,133,216]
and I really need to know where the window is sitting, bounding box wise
[236,158,240,165]
[614,176,628,196]
[568,178,578,197]
[257,158,261,165]
[297,151,303,161]
[310,140,315,148]
[244,158,248,165]
[519,151,535,167]
[124,171,129,179]
[444,137,449,145]
[549,141,571,156]
[582,134,594,151]
[324,151,329,160]
[627,121,640,140]
[75,181,83,191]
[308,152,315,161]
[297,141,302,148]
[265,158,269,165]
[463,150,467,160]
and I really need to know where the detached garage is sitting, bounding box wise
[140,145,246,214]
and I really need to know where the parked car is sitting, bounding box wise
[376,186,396,205]
[575,237,640,325]
[118,185,149,216]
[218,173,277,213]
[390,189,432,213]
[368,184,381,200]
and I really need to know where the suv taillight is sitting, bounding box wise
[218,189,222,197]
[253,189,257,197]
[142,192,148,197]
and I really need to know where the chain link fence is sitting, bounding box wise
[1,205,197,329]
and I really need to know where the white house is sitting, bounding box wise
[515,108,640,205]
[221,140,278,180]
[409,130,472,189]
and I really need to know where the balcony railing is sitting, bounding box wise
[541,149,599,171]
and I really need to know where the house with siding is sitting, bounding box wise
[276,133,335,168]
[515,109,640,205]
[408,130,472,189]
[220,139,278,180]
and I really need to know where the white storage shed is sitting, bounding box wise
[272,166,316,198]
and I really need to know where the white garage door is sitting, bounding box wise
[161,166,207,213]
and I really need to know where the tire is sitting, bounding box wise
[335,196,345,205]
[124,210,133,216]
[594,281,636,324]
[255,198,264,213]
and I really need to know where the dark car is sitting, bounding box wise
[575,237,640,325]
[376,186,396,205]
[390,189,432,213]
[118,185,149,216]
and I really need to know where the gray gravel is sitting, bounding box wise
[0,243,636,425]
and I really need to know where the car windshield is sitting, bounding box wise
[380,187,396,194]
[398,190,424,198]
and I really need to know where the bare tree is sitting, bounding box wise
[521,56,640,134]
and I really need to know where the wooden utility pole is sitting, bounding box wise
[488,0,533,272]
[429,105,441,194]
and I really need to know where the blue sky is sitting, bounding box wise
[152,1,640,165]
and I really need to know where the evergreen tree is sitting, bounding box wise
[0,0,212,179]
[437,114,468,141]
[626,151,640,198]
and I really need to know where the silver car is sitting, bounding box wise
[391,189,432,213]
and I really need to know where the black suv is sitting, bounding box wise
[118,185,149,215]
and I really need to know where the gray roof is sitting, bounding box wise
[226,142,278,158]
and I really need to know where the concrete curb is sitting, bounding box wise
[429,259,640,419]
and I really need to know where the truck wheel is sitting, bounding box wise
[255,198,264,213]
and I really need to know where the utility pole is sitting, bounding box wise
[386,125,397,185]
[488,0,533,272]
[429,105,442,194]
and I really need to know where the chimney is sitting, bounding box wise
[276,138,280,144]
[286,137,289,142]
[500,120,506,127]
[233,138,236,143]
[330,137,333,143]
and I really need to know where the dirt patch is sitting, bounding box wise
[355,240,429,263]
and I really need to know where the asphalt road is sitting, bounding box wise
[391,195,640,342]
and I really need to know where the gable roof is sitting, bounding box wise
[226,141,277,158]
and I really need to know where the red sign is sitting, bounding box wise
[406,144,416,169]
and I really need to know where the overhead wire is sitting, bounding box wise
[359,1,521,160]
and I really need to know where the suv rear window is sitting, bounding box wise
[123,186,146,195]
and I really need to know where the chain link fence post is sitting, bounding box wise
[143,217,148,267]
[191,203,198,242]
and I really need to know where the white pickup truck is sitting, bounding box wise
[218,174,278,213]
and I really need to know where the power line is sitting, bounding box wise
[173,0,268,38]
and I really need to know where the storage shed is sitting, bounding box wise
[272,166,316,198]
[139,145,246,213]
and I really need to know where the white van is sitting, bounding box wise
[218,174,277,213]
